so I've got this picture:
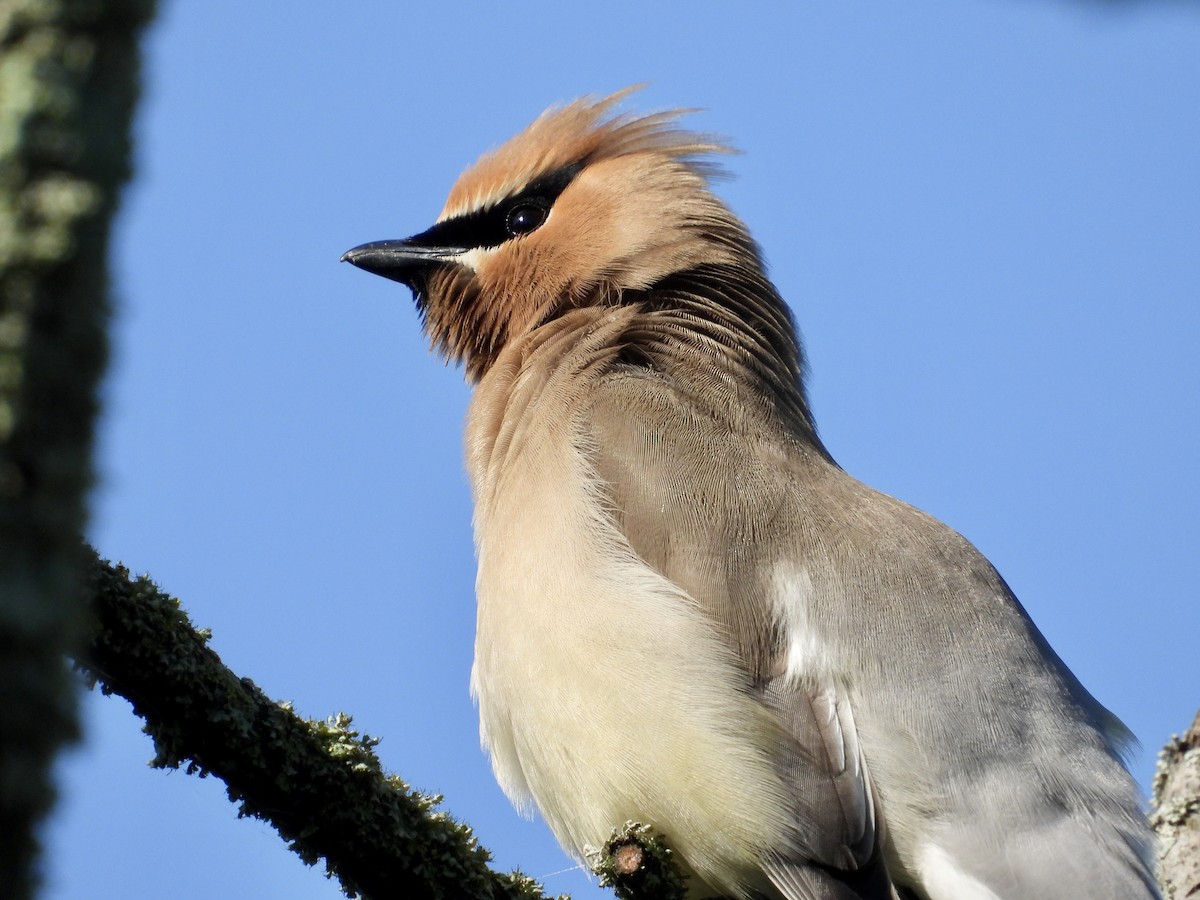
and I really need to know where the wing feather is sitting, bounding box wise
[583,367,894,899]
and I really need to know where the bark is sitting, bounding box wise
[0,1,155,896]
[1153,711,1200,899]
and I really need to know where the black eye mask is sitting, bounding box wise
[410,162,582,252]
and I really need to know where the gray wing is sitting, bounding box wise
[583,368,895,900]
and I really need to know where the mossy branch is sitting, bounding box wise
[79,553,562,900]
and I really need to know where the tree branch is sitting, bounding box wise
[79,553,560,900]
[1153,710,1200,899]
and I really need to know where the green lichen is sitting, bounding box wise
[81,555,564,900]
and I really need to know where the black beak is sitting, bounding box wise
[340,239,466,286]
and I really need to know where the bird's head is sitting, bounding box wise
[343,89,767,381]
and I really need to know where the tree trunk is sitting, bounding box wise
[0,1,156,896]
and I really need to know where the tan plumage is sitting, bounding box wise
[343,91,1158,900]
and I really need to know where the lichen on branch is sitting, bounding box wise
[80,554,558,900]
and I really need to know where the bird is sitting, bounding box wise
[342,89,1159,900]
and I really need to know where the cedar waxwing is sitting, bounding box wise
[343,91,1158,900]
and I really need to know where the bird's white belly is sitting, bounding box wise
[469,439,792,889]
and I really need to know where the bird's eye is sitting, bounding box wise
[505,201,549,237]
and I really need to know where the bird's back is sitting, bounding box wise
[579,299,1157,899]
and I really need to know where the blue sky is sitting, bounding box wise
[44,3,1198,898]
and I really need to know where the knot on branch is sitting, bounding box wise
[591,822,687,900]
